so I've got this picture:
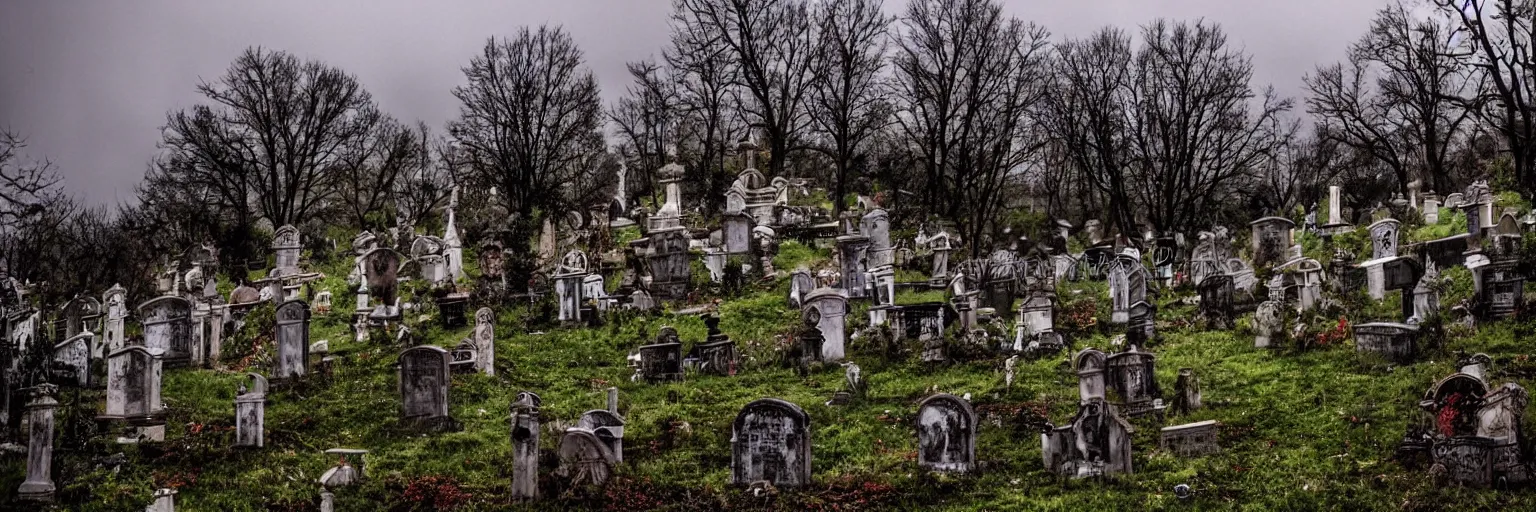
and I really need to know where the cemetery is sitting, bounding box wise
[2,160,1536,510]
[9,0,1536,510]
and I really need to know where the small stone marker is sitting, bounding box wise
[1160,420,1221,457]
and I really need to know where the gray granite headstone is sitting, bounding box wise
[274,300,310,381]
[138,296,192,367]
[398,346,453,430]
[731,398,811,487]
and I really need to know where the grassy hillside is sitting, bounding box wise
[4,234,1536,511]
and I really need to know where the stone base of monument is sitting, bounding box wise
[399,416,461,433]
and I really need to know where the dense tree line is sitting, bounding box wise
[3,0,1535,303]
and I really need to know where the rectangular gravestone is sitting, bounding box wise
[398,346,455,431]
[274,300,310,382]
[731,399,812,487]
[138,296,192,368]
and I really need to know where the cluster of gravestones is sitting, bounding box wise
[9,150,1536,507]
[0,223,345,506]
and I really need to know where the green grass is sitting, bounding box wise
[8,240,1536,511]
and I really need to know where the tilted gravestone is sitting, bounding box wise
[50,333,92,388]
[731,398,812,487]
[558,428,617,487]
[916,393,977,474]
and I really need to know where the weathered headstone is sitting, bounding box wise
[558,428,617,487]
[647,228,692,300]
[1014,293,1056,352]
[1353,322,1419,364]
[274,300,310,382]
[1042,398,1134,478]
[731,399,812,487]
[836,234,871,299]
[1198,275,1234,329]
[1107,251,1146,324]
[694,315,737,376]
[147,488,176,512]
[398,346,455,431]
[554,251,588,323]
[861,209,893,268]
[234,373,267,448]
[473,308,495,376]
[1254,300,1282,348]
[788,270,815,309]
[1107,345,1162,417]
[804,288,849,362]
[362,248,403,320]
[510,391,541,501]
[100,346,165,428]
[138,296,192,367]
[103,284,128,355]
[1160,420,1220,457]
[635,337,684,383]
[916,394,977,474]
[17,384,58,502]
[1250,217,1296,269]
[1172,368,1201,416]
[578,407,626,464]
[51,333,91,388]
[272,224,302,276]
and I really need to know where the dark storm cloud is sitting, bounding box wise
[0,0,1387,207]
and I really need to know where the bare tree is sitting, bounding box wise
[0,130,64,234]
[335,119,429,230]
[1129,20,1294,233]
[1044,21,1292,236]
[893,0,1052,252]
[609,60,678,208]
[673,0,819,177]
[157,47,384,229]
[1432,0,1536,190]
[1039,27,1137,236]
[393,127,460,232]
[1308,2,1476,196]
[809,0,892,214]
[666,14,741,213]
[449,25,604,273]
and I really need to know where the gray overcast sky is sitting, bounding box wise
[0,0,1388,207]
